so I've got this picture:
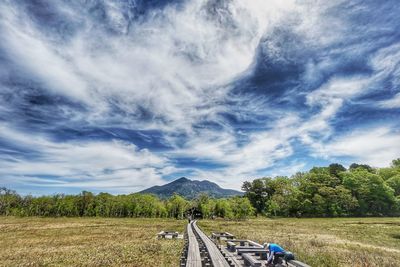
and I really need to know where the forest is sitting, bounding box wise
[0,189,254,220]
[1,159,400,218]
[242,159,400,217]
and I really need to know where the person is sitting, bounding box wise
[263,243,286,265]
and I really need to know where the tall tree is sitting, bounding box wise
[242,178,274,214]
[342,169,396,215]
[349,163,374,173]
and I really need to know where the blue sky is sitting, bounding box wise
[0,0,400,195]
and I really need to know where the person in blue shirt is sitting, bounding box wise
[263,243,286,265]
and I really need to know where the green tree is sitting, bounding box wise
[242,178,274,214]
[77,191,95,216]
[94,192,112,217]
[343,169,396,215]
[214,199,233,218]
[0,188,21,216]
[265,177,301,216]
[57,195,79,216]
[328,163,346,179]
[229,197,254,219]
[167,194,189,219]
[392,158,400,168]
[378,167,399,180]
[296,168,342,216]
[349,163,374,173]
[387,175,400,196]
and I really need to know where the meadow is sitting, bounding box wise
[0,217,185,267]
[200,217,400,267]
[1,217,400,267]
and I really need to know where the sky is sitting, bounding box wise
[0,0,400,195]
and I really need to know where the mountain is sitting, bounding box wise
[139,177,243,199]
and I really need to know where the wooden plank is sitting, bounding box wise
[192,221,231,267]
[236,248,268,260]
[224,232,235,239]
[186,222,202,267]
[287,260,311,267]
[212,232,236,240]
[236,248,267,254]
[242,253,262,267]
[228,240,262,247]
[228,240,247,246]
[220,245,242,267]
[247,240,263,247]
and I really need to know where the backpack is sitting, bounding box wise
[284,252,295,261]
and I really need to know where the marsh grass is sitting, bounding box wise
[2,217,400,266]
[0,217,185,267]
[199,218,400,267]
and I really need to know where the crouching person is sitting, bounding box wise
[263,243,294,266]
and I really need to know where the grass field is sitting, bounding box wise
[0,217,185,267]
[1,217,400,267]
[199,217,400,267]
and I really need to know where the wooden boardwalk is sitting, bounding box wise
[192,221,231,267]
[182,221,310,267]
[182,221,231,267]
[186,222,202,267]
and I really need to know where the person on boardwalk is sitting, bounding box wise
[263,243,286,265]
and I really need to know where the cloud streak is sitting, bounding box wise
[0,0,399,193]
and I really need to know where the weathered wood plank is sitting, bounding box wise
[228,240,262,247]
[192,221,231,267]
[186,222,202,267]
[220,245,242,267]
[242,253,261,267]
[287,260,312,267]
[212,232,236,241]
[236,248,268,258]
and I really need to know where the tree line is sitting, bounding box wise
[242,159,400,217]
[0,188,254,219]
[1,159,399,219]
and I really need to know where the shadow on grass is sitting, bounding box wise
[390,234,400,239]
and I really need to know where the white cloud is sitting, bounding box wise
[306,76,369,107]
[0,0,399,193]
[0,0,305,192]
[0,4,92,103]
[167,114,297,189]
[0,124,169,191]
[370,43,400,109]
[378,93,400,109]
[0,0,299,133]
[315,127,400,167]
[299,76,372,143]
[163,72,382,189]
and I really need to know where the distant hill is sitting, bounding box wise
[139,177,243,199]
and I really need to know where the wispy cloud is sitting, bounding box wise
[378,93,400,109]
[315,126,400,167]
[0,0,399,193]
[0,124,169,192]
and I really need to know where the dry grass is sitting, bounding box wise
[0,217,185,267]
[2,217,400,267]
[199,217,400,267]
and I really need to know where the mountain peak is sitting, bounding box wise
[139,177,242,199]
[174,177,190,183]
